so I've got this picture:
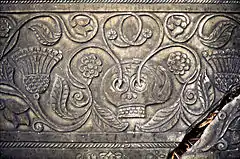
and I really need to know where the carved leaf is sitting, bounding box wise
[50,75,73,119]
[29,23,61,46]
[197,71,215,110]
[200,21,236,48]
[0,59,14,83]
[93,103,128,131]
[0,31,20,59]
[138,101,180,132]
[0,84,29,114]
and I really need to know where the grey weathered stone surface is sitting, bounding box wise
[0,1,239,159]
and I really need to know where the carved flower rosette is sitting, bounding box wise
[0,12,239,140]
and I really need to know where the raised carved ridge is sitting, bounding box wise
[0,12,239,133]
[0,141,179,149]
[0,7,239,159]
[0,0,240,4]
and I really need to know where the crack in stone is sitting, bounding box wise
[168,84,240,159]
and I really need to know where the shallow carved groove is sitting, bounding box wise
[0,2,239,159]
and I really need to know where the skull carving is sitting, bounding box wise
[101,59,172,118]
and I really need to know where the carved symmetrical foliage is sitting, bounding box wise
[0,12,239,134]
[0,11,239,159]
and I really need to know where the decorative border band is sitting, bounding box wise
[0,142,179,149]
[0,0,239,4]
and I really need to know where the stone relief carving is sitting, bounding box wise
[0,12,239,131]
[203,49,240,93]
[182,94,240,159]
[0,8,239,158]
[76,151,126,159]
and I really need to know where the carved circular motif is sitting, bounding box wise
[78,53,102,79]
[67,13,98,43]
[167,51,191,75]
[216,139,228,151]
[218,111,227,120]
[69,47,104,84]
[164,13,190,42]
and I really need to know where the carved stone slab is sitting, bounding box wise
[0,1,239,159]
[182,94,240,159]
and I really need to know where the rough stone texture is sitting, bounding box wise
[182,94,240,159]
[0,1,239,159]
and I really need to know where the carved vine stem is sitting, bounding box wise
[137,14,240,85]
[137,44,201,85]
[0,13,62,60]
[102,12,164,87]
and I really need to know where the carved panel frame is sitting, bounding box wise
[0,1,239,159]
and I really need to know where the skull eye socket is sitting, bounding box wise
[130,75,147,92]
[112,76,129,92]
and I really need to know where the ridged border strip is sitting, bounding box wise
[0,142,179,149]
[0,0,240,4]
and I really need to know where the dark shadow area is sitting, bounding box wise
[168,84,240,159]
